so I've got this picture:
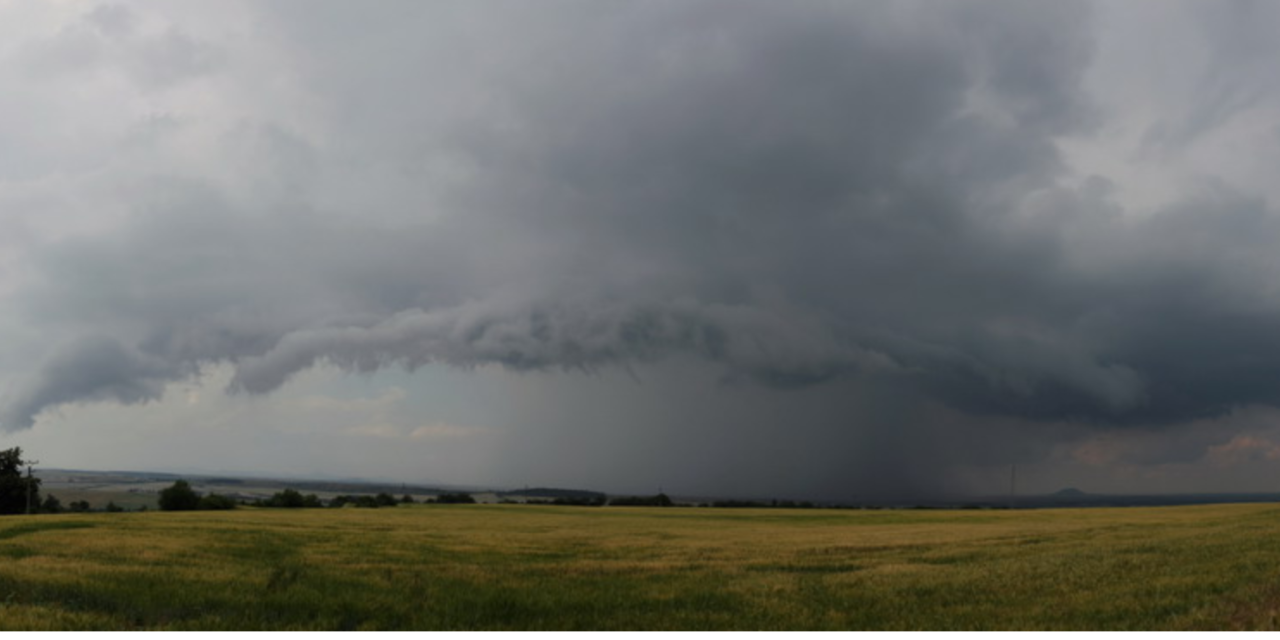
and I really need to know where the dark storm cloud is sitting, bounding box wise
[7,0,1280,464]
[1,335,180,430]
[227,296,898,395]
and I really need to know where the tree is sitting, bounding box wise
[435,492,476,504]
[609,493,674,507]
[329,494,382,508]
[259,489,323,508]
[197,493,236,511]
[263,488,304,508]
[158,480,200,511]
[0,447,40,515]
[41,494,63,514]
[551,495,606,507]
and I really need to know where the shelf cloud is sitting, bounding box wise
[4,1,1280,496]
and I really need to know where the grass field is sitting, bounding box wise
[0,503,1278,630]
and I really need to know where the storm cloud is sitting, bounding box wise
[3,1,1280,496]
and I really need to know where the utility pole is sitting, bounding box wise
[25,459,39,515]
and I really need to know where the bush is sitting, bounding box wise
[41,494,63,514]
[435,493,476,504]
[260,489,322,508]
[551,496,606,507]
[263,488,306,508]
[711,500,768,508]
[329,494,388,508]
[609,493,674,507]
[198,493,237,510]
[68,500,91,513]
[158,480,200,511]
[105,501,125,513]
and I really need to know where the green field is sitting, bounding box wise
[0,503,1278,630]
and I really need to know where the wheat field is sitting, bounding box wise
[0,503,1277,630]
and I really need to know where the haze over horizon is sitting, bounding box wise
[5,1,1280,501]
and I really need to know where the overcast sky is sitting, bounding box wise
[4,1,1280,500]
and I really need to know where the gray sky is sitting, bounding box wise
[4,1,1280,499]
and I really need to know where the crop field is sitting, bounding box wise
[0,503,1278,630]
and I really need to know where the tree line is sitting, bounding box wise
[156,480,477,511]
[3,447,822,514]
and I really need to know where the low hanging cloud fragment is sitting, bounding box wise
[1,336,186,431]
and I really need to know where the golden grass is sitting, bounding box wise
[0,503,1278,630]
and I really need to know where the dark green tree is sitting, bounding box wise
[41,494,63,514]
[609,493,674,507]
[264,488,306,508]
[435,492,476,504]
[197,493,236,510]
[158,480,200,511]
[0,447,40,515]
